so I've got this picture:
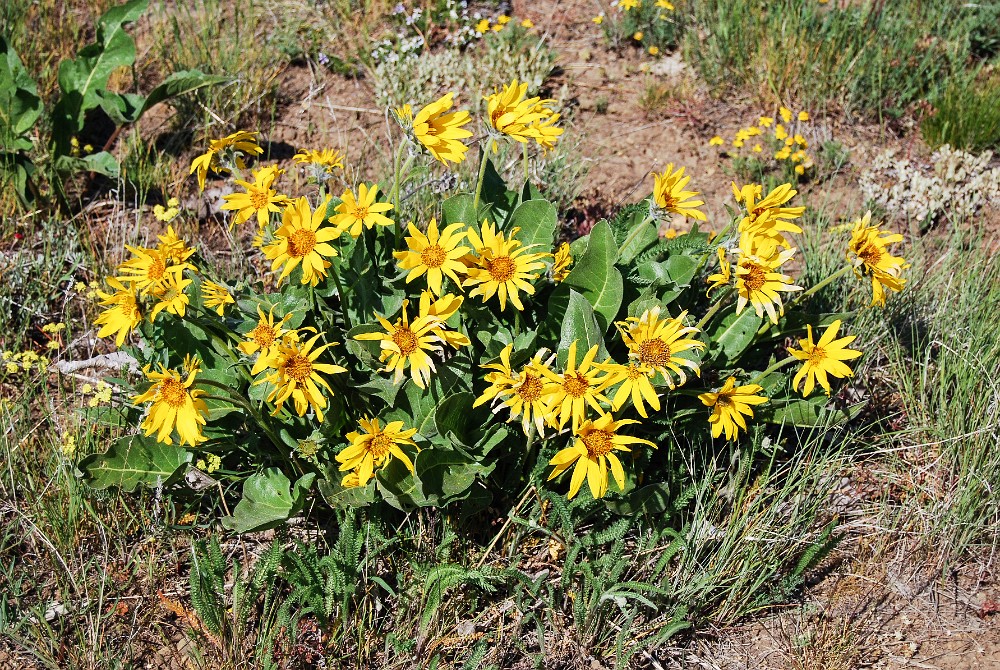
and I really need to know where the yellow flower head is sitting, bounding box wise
[547,412,654,500]
[116,245,192,296]
[537,340,612,431]
[406,92,473,164]
[133,365,209,446]
[846,211,909,307]
[354,299,446,390]
[189,131,262,192]
[263,195,341,286]
[95,277,142,346]
[293,148,345,172]
[475,18,490,33]
[474,344,554,436]
[202,280,235,316]
[521,19,534,28]
[256,333,347,421]
[463,220,549,311]
[732,181,805,248]
[221,166,289,229]
[789,320,862,397]
[149,273,192,322]
[698,377,768,440]
[592,14,604,24]
[709,135,724,146]
[706,246,732,295]
[798,110,809,121]
[485,80,553,148]
[733,232,802,324]
[419,290,471,349]
[617,307,705,387]
[551,242,573,283]
[651,164,708,221]
[336,417,418,488]
[329,183,394,238]
[620,0,640,10]
[239,305,295,375]
[779,106,792,123]
[597,361,660,418]
[656,0,675,8]
[156,226,196,265]
[393,218,470,295]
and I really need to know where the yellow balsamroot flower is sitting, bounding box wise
[530,105,564,151]
[547,412,655,500]
[355,299,445,389]
[202,281,235,315]
[394,219,470,295]
[846,211,909,307]
[698,377,768,441]
[149,273,192,322]
[706,246,731,294]
[336,417,418,488]
[404,92,473,165]
[263,196,340,286]
[651,164,708,221]
[789,320,862,397]
[474,344,553,435]
[551,242,573,282]
[617,307,705,388]
[189,131,263,192]
[329,183,394,238]
[485,80,552,148]
[156,226,196,265]
[419,291,471,349]
[733,236,802,324]
[293,148,344,171]
[463,220,548,311]
[95,278,142,346]
[221,166,288,229]
[133,365,209,446]
[116,245,192,295]
[538,340,612,431]
[257,333,346,421]
[732,181,805,248]
[239,306,295,375]
[597,361,659,418]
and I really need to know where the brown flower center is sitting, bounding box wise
[251,323,276,348]
[582,429,614,458]
[488,256,517,282]
[285,354,313,382]
[639,339,671,368]
[392,327,419,355]
[288,229,317,258]
[420,244,447,269]
[742,262,767,292]
[517,373,543,402]
[857,243,882,267]
[249,188,270,210]
[368,433,394,459]
[716,394,733,408]
[158,377,188,407]
[563,371,590,398]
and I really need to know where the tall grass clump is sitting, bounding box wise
[921,71,1000,153]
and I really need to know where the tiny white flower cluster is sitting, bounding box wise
[860,145,1000,227]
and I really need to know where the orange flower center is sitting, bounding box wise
[626,364,645,380]
[353,205,370,220]
[582,429,614,458]
[285,354,313,382]
[158,377,188,407]
[487,255,517,282]
[251,323,276,348]
[638,339,671,368]
[288,229,317,258]
[392,327,419,355]
[420,244,447,269]
[563,371,590,398]
[857,243,882,267]
[807,347,826,365]
[742,261,767,292]
[249,188,270,210]
[368,433,394,459]
[516,373,543,402]
[148,256,166,281]
[659,192,677,210]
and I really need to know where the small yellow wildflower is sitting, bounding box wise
[709,136,724,146]
[789,320,862,397]
[698,377,768,441]
[336,417,418,487]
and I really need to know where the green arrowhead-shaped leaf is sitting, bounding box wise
[557,289,607,368]
[506,199,557,251]
[317,470,376,509]
[79,433,191,492]
[222,468,315,533]
[707,307,762,365]
[442,193,477,227]
[136,70,231,121]
[414,448,493,506]
[761,396,864,427]
[563,219,623,330]
[0,36,42,152]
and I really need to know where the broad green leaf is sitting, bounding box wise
[442,193,477,227]
[563,219,623,330]
[54,151,120,179]
[317,470,376,509]
[222,469,315,533]
[557,289,606,368]
[79,434,191,492]
[762,396,865,427]
[506,199,558,251]
[376,458,425,510]
[136,70,231,121]
[414,448,493,506]
[0,36,42,152]
[433,392,476,446]
[617,220,659,265]
[479,156,516,222]
[707,307,762,364]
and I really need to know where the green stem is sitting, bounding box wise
[390,141,407,249]
[748,355,797,386]
[332,269,353,330]
[472,144,490,211]
[696,288,733,331]
[522,142,530,186]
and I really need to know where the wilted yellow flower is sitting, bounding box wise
[846,211,909,307]
[133,365,209,446]
[537,340,612,431]
[221,166,288,229]
[329,183,394,238]
[463,220,548,311]
[617,306,705,387]
[652,164,707,221]
[789,320,862,397]
[547,412,654,500]
[337,417,418,487]
[95,278,142,346]
[256,333,346,421]
[551,242,573,282]
[406,92,473,165]
[698,377,768,440]
[189,131,262,192]
[394,218,470,295]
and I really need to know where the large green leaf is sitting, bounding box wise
[707,307,762,365]
[413,448,493,507]
[54,151,120,179]
[506,199,558,251]
[563,219,623,331]
[557,289,607,368]
[317,470,376,509]
[136,69,231,121]
[762,396,865,427]
[79,433,191,492]
[617,220,659,265]
[0,36,42,152]
[222,469,315,533]
[442,193,477,227]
